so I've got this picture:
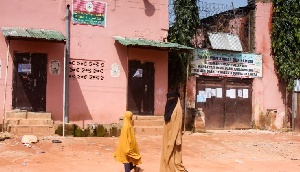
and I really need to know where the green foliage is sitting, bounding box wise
[271,0,300,90]
[109,126,120,137]
[168,0,200,90]
[94,125,108,137]
[55,124,77,136]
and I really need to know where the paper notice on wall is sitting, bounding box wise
[243,89,249,98]
[230,89,236,98]
[226,90,230,97]
[238,89,243,98]
[226,89,236,98]
[216,88,222,98]
[211,89,216,97]
[205,88,212,98]
[50,60,61,75]
[197,91,207,102]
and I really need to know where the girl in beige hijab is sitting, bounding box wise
[114,111,142,172]
[160,91,188,172]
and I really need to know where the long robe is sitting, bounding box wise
[114,111,142,166]
[160,98,186,172]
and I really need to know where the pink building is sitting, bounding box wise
[0,0,190,128]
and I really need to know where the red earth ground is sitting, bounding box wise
[1,130,300,172]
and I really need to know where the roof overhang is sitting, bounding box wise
[114,36,193,51]
[1,27,66,43]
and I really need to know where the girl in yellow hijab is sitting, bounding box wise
[114,111,142,172]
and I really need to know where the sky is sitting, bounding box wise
[169,0,249,23]
[200,0,248,8]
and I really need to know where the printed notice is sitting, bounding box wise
[238,89,243,98]
[197,94,206,102]
[243,89,249,98]
[226,89,236,98]
[205,88,212,98]
[197,91,207,102]
[230,89,236,98]
[211,89,217,97]
[216,88,222,98]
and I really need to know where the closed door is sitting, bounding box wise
[196,76,252,129]
[13,53,47,112]
[128,60,154,115]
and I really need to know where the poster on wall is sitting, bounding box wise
[197,91,206,103]
[216,88,222,98]
[50,60,61,75]
[110,63,120,77]
[73,0,107,27]
[192,49,263,78]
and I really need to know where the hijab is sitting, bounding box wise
[164,91,180,122]
[113,111,142,165]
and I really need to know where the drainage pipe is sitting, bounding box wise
[2,40,9,132]
[63,4,70,136]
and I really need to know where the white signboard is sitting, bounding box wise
[192,49,263,78]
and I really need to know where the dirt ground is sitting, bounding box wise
[1,130,300,172]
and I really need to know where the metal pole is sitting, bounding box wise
[2,40,9,132]
[126,47,129,111]
[63,4,70,136]
[63,44,66,137]
[183,56,189,132]
[292,92,297,131]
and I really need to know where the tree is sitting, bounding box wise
[168,0,200,90]
[272,0,300,90]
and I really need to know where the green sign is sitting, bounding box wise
[72,0,107,27]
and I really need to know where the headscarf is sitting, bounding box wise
[164,91,180,122]
[113,111,142,165]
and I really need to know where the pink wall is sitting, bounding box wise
[0,0,169,127]
[252,2,285,128]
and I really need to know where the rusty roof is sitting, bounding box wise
[1,27,66,42]
[114,36,193,51]
[208,32,243,52]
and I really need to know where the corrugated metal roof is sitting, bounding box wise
[114,36,193,51]
[208,32,243,52]
[1,27,66,42]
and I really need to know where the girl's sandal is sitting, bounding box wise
[134,166,141,172]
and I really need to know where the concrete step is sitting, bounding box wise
[27,112,52,119]
[5,111,54,136]
[5,111,52,120]
[6,119,54,125]
[5,111,27,119]
[133,126,163,135]
[133,115,164,120]
[133,119,164,126]
[8,125,55,136]
[132,115,164,135]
